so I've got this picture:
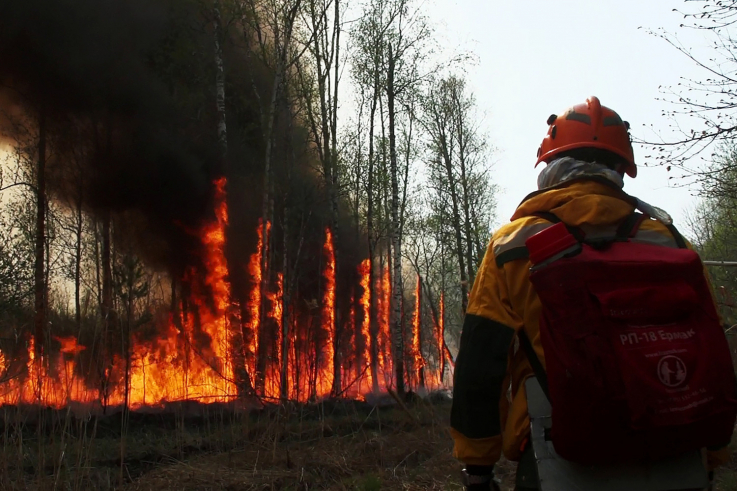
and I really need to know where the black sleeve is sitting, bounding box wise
[450,313,515,439]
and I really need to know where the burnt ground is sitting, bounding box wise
[0,395,736,490]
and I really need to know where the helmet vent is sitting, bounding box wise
[547,114,557,125]
[603,115,624,127]
[565,111,592,125]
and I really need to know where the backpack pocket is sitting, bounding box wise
[593,280,727,429]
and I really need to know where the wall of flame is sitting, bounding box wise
[0,179,449,408]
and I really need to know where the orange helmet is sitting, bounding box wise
[535,96,636,178]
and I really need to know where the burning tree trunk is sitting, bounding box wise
[255,0,301,395]
[387,42,404,395]
[412,274,425,390]
[366,51,381,395]
[356,259,372,393]
[101,211,114,409]
[420,279,444,387]
[329,0,343,398]
[379,248,392,389]
[367,198,379,395]
[256,74,279,394]
[300,0,343,396]
[320,228,336,396]
[33,110,47,365]
[280,209,290,399]
[249,220,266,384]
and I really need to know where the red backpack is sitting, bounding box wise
[521,212,737,465]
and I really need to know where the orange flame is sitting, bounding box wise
[247,219,270,378]
[411,274,424,389]
[437,292,445,387]
[123,176,237,407]
[345,292,356,395]
[0,178,414,408]
[55,336,86,355]
[318,227,336,397]
[264,272,283,399]
[379,261,392,388]
[357,259,372,394]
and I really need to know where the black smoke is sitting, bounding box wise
[0,0,366,305]
[0,0,224,275]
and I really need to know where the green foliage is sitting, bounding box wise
[691,145,737,326]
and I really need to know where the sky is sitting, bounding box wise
[423,0,716,233]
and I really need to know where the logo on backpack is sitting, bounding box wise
[657,355,688,388]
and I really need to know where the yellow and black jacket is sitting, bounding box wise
[449,177,731,468]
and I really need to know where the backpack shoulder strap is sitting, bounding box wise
[666,223,688,249]
[615,212,646,240]
[518,329,550,401]
[532,212,585,242]
[618,210,688,249]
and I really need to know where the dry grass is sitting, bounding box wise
[6,397,737,490]
[0,397,498,491]
[713,435,737,491]
[123,399,476,491]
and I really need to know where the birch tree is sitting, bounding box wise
[422,75,495,316]
[385,0,433,396]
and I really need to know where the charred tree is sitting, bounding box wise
[73,178,84,331]
[100,212,114,409]
[33,110,47,364]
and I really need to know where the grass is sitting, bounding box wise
[0,397,480,490]
[122,398,470,491]
[3,396,737,490]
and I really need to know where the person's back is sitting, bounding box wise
[451,96,736,491]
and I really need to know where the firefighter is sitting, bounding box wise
[450,96,733,491]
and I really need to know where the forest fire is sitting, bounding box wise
[247,219,269,379]
[263,272,283,399]
[411,275,425,389]
[437,293,446,387]
[377,262,392,389]
[0,179,447,410]
[357,259,372,394]
[319,227,336,397]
